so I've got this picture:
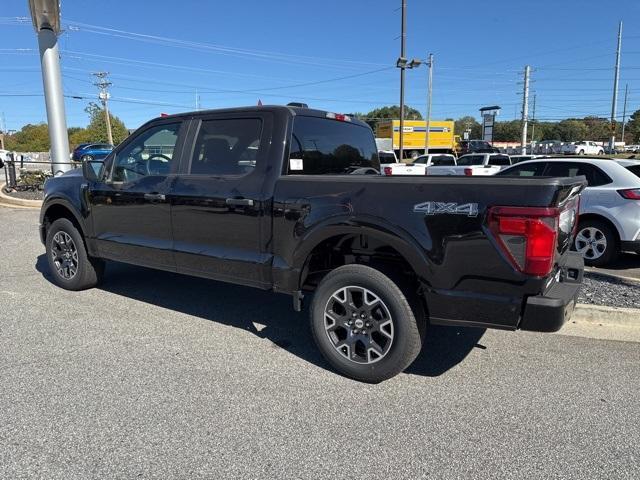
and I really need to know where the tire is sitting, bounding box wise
[578,149,585,155]
[81,154,94,162]
[574,219,618,267]
[45,218,104,290]
[310,264,424,383]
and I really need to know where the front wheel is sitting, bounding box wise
[578,149,585,155]
[574,219,618,267]
[310,264,424,383]
[45,218,104,290]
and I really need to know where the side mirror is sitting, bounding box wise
[82,160,103,182]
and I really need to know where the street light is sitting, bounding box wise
[28,0,70,174]
[396,56,422,160]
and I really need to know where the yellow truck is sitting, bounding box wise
[376,119,458,160]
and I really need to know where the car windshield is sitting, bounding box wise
[457,155,484,166]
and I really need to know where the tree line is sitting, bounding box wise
[4,103,128,152]
[5,103,640,152]
[355,106,640,144]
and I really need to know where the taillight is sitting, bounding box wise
[464,168,473,176]
[618,188,640,200]
[383,166,393,176]
[488,206,559,277]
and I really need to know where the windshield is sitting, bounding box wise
[457,155,484,166]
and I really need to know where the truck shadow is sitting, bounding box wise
[36,256,486,379]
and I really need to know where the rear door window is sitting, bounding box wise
[543,162,611,187]
[625,165,640,178]
[288,116,379,175]
[189,118,262,176]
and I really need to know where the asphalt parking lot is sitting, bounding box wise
[1,206,639,479]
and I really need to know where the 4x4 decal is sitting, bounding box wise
[413,201,479,217]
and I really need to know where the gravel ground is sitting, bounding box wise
[1,187,44,201]
[578,272,640,308]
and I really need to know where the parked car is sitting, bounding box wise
[412,153,457,168]
[457,139,500,156]
[40,105,585,382]
[561,141,604,156]
[71,143,114,162]
[426,153,511,176]
[379,150,425,175]
[499,157,640,266]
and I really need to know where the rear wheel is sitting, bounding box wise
[310,264,424,383]
[46,218,104,290]
[574,219,618,267]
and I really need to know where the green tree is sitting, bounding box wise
[625,109,640,143]
[82,102,128,145]
[582,116,610,142]
[493,120,522,142]
[364,105,422,131]
[454,116,482,139]
[5,123,50,151]
[551,119,589,142]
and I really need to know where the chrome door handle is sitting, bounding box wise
[144,193,166,201]
[225,197,254,207]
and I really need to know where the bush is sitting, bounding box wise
[16,169,53,191]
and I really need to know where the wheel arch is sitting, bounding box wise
[41,199,87,241]
[292,217,429,293]
[577,212,621,244]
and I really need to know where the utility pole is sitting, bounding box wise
[530,94,537,145]
[424,53,433,155]
[93,72,113,145]
[520,65,530,154]
[195,89,201,111]
[609,20,623,152]
[621,84,629,144]
[398,0,407,161]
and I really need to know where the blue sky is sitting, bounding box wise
[1,0,639,131]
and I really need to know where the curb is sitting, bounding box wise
[0,182,43,209]
[584,268,640,284]
[572,304,640,328]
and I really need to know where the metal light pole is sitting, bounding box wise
[609,20,623,152]
[398,0,407,161]
[621,84,629,144]
[520,65,530,154]
[29,0,70,174]
[424,53,433,156]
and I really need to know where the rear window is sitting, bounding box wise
[288,116,379,175]
[431,155,456,166]
[457,155,484,166]
[378,152,397,163]
[489,155,511,166]
[626,165,640,178]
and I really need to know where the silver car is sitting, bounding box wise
[499,157,640,266]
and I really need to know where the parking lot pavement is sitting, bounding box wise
[1,206,639,479]
[586,252,640,281]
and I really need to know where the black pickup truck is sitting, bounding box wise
[40,105,585,382]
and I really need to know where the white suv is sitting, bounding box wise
[499,158,640,266]
[562,141,604,156]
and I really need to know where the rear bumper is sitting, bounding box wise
[519,252,584,332]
